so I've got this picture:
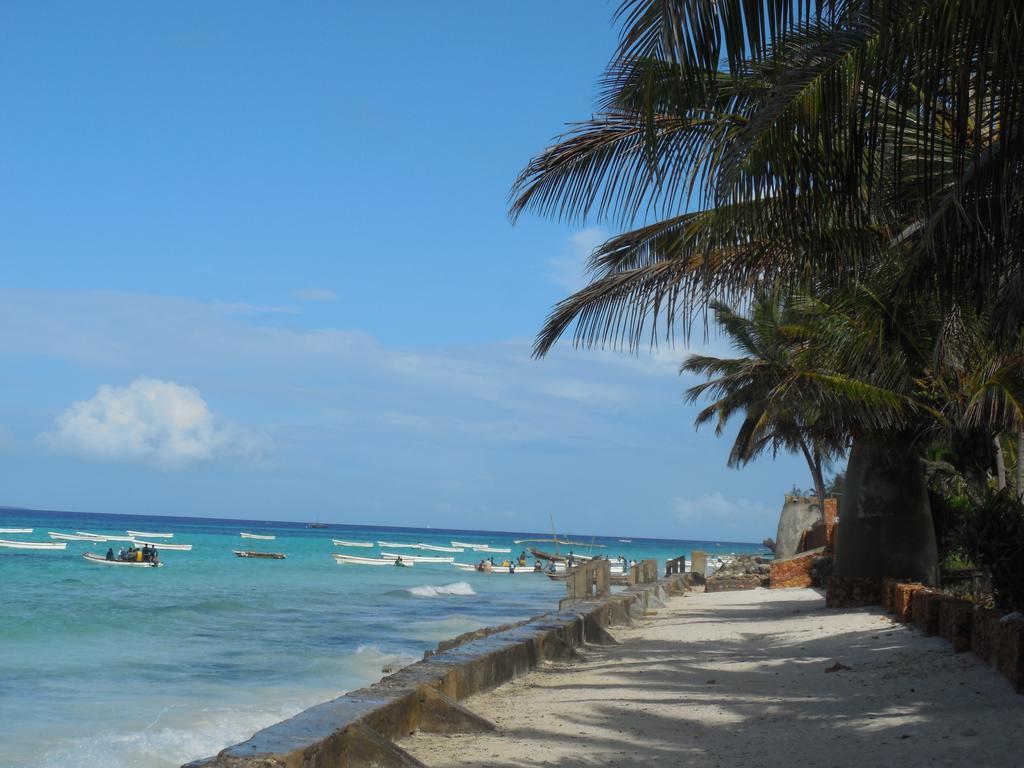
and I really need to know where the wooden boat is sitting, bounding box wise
[333,554,413,567]
[233,551,285,559]
[418,543,463,552]
[379,552,454,563]
[0,538,67,550]
[49,532,107,541]
[126,530,173,538]
[513,538,606,548]
[83,552,163,567]
[240,532,275,540]
[530,548,591,563]
[132,539,193,551]
[0,528,32,533]
[472,546,511,554]
[377,541,420,549]
[332,539,373,547]
[452,562,539,574]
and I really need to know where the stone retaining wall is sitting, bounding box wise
[183,576,689,767]
[769,547,825,589]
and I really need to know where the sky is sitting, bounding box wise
[0,1,814,540]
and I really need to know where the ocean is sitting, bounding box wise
[0,508,766,768]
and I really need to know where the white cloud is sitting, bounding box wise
[672,492,776,532]
[547,227,607,293]
[292,288,337,302]
[41,378,267,469]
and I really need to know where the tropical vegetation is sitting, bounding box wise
[512,0,1024,590]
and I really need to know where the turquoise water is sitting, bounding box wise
[0,508,766,767]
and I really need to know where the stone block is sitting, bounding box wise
[911,589,942,635]
[994,617,1024,693]
[893,582,924,622]
[882,579,900,614]
[705,574,763,592]
[769,548,822,589]
[972,608,1003,664]
[938,598,974,652]
[826,575,882,608]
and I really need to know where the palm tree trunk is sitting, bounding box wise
[798,438,827,514]
[994,435,1007,491]
[1017,432,1023,500]
[833,434,940,586]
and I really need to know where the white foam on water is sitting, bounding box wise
[407,581,476,598]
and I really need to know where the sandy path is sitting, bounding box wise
[400,587,1024,767]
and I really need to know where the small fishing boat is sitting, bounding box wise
[0,528,32,533]
[452,562,540,574]
[379,552,454,564]
[0,539,67,550]
[472,546,511,554]
[618,538,632,543]
[83,552,163,568]
[333,554,413,567]
[332,539,374,547]
[417,543,463,553]
[49,532,107,541]
[126,530,173,538]
[77,531,130,540]
[132,539,193,551]
[377,541,421,549]
[307,522,329,529]
[240,532,275,540]
[450,541,476,548]
[233,551,286,559]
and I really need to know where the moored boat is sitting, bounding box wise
[450,540,476,548]
[472,546,511,554]
[452,562,539,574]
[379,552,454,563]
[83,533,135,541]
[240,532,275,540]
[49,532,106,541]
[377,541,420,549]
[131,539,193,551]
[0,528,32,533]
[332,539,374,547]
[333,553,413,567]
[233,551,285,559]
[0,539,67,550]
[126,530,173,538]
[83,552,163,568]
[417,543,463,552]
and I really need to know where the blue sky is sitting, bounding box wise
[0,2,812,540]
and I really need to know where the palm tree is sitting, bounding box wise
[681,295,845,510]
[511,2,1024,585]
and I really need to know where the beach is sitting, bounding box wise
[400,587,1024,767]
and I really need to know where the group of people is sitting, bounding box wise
[473,554,550,573]
[105,544,160,564]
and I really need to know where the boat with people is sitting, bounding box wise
[417,543,463,552]
[0,528,32,533]
[0,538,67,550]
[49,532,107,541]
[126,530,173,538]
[333,553,413,567]
[233,551,286,559]
[453,562,539,574]
[131,539,192,551]
[332,539,374,547]
[83,552,163,567]
[240,532,275,540]
[379,552,454,564]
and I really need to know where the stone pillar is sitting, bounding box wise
[691,551,707,578]
[594,560,610,597]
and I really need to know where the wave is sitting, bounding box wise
[407,581,476,598]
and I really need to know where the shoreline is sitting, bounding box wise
[182,575,685,766]
[401,587,1024,767]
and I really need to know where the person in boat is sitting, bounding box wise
[509,561,515,573]
[533,559,542,572]
[482,559,492,573]
[141,544,151,562]
[106,547,114,561]
[116,547,125,560]
[151,549,160,566]
[566,551,575,568]
[394,555,404,566]
[518,550,527,566]
[546,560,557,573]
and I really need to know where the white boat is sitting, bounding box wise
[450,541,476,548]
[334,554,413,567]
[452,562,538,574]
[379,552,454,564]
[377,541,421,549]
[86,534,135,542]
[332,539,374,547]
[618,538,632,543]
[83,552,163,567]
[131,539,193,551]
[0,528,32,533]
[418,543,463,553]
[126,530,173,538]
[240,533,276,540]
[472,546,511,554]
[0,539,67,550]
[49,532,107,541]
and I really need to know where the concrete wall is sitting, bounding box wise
[774,495,823,559]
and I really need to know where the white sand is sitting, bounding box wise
[401,587,1024,767]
